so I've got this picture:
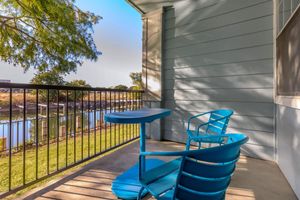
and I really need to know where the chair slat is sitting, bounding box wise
[190,146,240,163]
[182,158,236,178]
[179,172,231,193]
[175,185,225,200]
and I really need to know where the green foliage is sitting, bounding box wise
[66,79,91,101]
[66,80,91,88]
[31,71,65,85]
[0,0,101,75]
[114,84,128,90]
[129,72,142,89]
[30,71,91,102]
[30,71,65,101]
[129,85,140,90]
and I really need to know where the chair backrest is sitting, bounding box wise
[206,109,233,135]
[173,134,248,200]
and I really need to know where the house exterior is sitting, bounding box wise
[126,0,300,198]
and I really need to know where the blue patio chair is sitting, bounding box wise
[186,109,233,150]
[137,133,248,200]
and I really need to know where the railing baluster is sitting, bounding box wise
[136,92,139,137]
[16,121,19,151]
[88,91,90,157]
[35,89,39,180]
[109,91,112,148]
[81,90,84,160]
[134,92,136,138]
[132,91,134,139]
[66,90,69,167]
[47,89,50,175]
[137,92,140,136]
[105,91,107,150]
[23,89,26,185]
[99,91,102,152]
[123,92,125,143]
[56,90,59,170]
[132,92,134,139]
[133,92,136,138]
[94,91,96,155]
[74,91,76,163]
[113,91,116,146]
[132,92,134,138]
[125,91,128,142]
[130,91,132,140]
[118,91,121,145]
[8,88,12,190]
[136,92,138,137]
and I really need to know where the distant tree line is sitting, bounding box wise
[112,72,142,90]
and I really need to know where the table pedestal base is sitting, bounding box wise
[111,159,165,200]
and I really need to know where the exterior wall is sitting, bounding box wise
[276,105,300,198]
[161,0,275,160]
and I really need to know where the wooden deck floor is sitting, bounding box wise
[18,140,297,200]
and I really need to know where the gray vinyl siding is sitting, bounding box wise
[161,0,275,160]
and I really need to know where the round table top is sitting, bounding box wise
[104,108,171,124]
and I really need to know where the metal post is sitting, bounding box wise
[140,122,146,174]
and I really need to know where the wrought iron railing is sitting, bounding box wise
[0,83,143,197]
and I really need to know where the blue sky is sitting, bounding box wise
[0,0,142,87]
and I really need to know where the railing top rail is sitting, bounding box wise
[0,82,144,92]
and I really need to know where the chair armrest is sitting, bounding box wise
[140,151,187,157]
[187,111,211,130]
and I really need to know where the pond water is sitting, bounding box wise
[0,109,116,150]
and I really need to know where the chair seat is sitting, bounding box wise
[112,159,166,199]
[140,158,181,198]
[147,170,178,197]
[187,130,224,143]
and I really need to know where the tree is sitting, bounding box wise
[114,84,128,90]
[129,72,142,89]
[0,0,101,77]
[31,73,91,102]
[66,80,91,88]
[31,71,65,85]
[30,71,65,101]
[65,79,91,101]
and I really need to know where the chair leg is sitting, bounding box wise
[198,141,202,149]
[137,186,145,200]
[186,138,191,150]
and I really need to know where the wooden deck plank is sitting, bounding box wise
[18,140,296,200]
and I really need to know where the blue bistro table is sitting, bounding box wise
[104,108,171,200]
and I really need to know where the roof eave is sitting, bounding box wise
[125,0,146,15]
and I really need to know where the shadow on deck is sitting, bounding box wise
[18,140,297,200]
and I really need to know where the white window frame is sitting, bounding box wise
[275,0,300,109]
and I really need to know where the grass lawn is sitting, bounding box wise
[0,123,139,195]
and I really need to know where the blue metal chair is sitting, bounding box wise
[186,109,233,150]
[137,133,248,200]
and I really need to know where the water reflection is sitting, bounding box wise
[0,109,115,151]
